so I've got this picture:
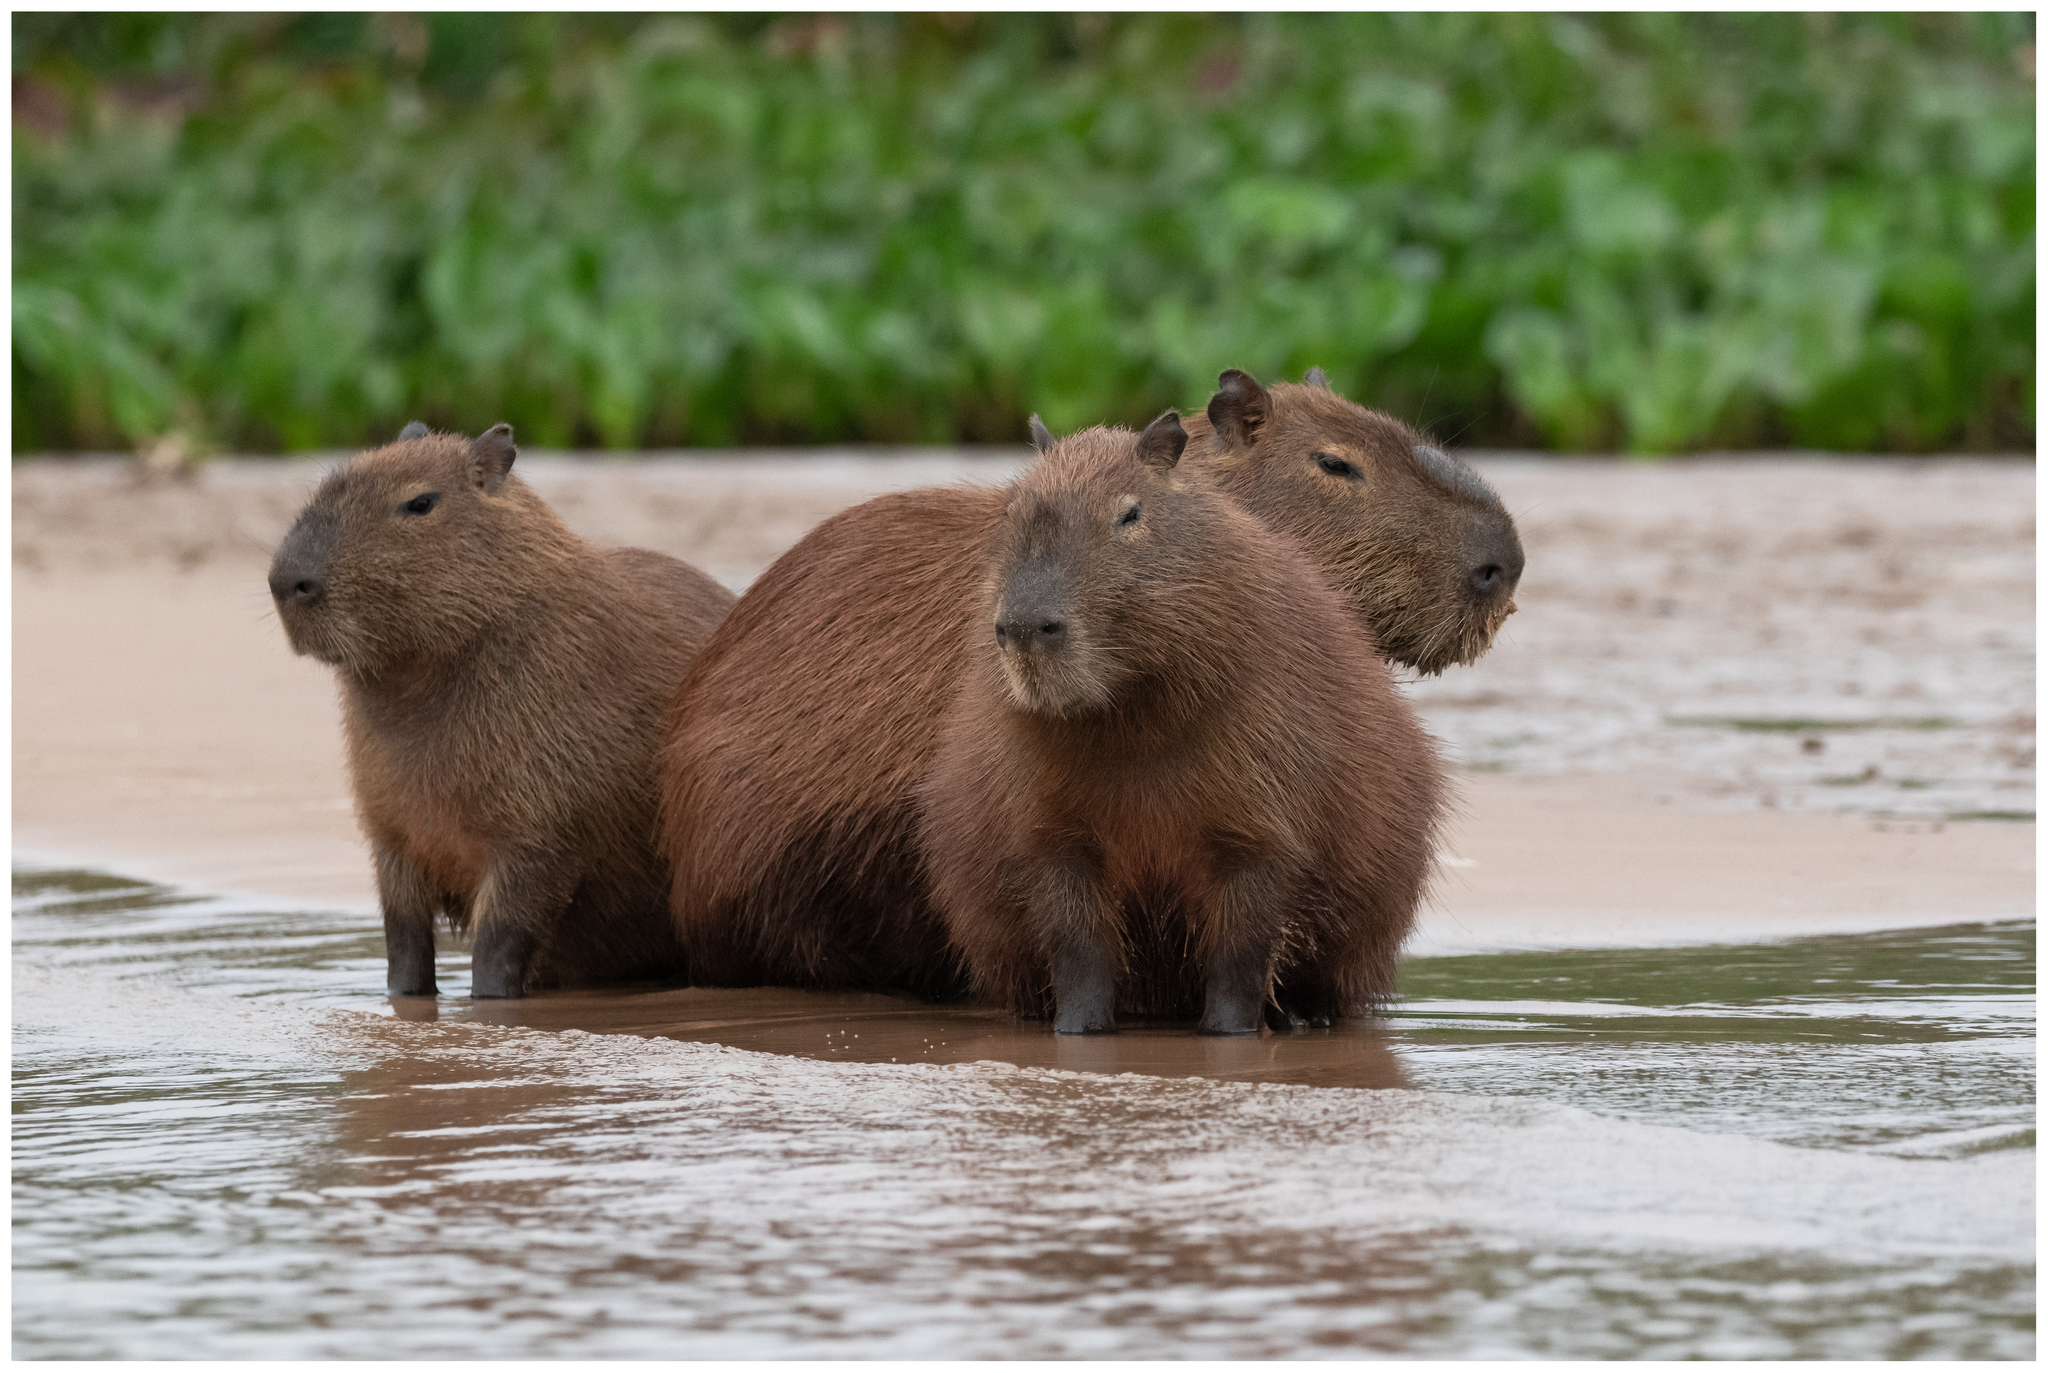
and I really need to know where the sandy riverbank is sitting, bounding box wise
[12,449,2034,953]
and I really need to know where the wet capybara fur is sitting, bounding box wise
[270,423,734,998]
[917,415,1443,1033]
[660,370,1511,1000]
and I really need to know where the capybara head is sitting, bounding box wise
[1193,368,1524,675]
[269,422,567,678]
[990,411,1232,719]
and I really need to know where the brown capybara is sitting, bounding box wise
[917,413,1443,1034]
[269,422,735,998]
[660,369,1516,1001]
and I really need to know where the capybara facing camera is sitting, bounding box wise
[917,415,1444,1033]
[270,422,734,997]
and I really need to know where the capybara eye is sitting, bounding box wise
[401,492,441,517]
[1117,503,1141,528]
[1315,453,1362,481]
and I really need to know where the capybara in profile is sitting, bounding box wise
[917,414,1443,1033]
[661,370,1514,999]
[269,422,734,998]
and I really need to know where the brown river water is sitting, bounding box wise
[12,864,2032,1359]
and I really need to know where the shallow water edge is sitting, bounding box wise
[12,864,2035,1358]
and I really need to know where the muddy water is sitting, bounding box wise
[12,866,2033,1358]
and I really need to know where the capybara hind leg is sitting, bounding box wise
[1032,852,1120,1035]
[375,842,438,997]
[467,858,573,999]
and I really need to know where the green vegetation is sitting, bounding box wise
[13,13,2035,453]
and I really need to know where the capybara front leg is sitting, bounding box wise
[1199,949,1268,1036]
[1197,861,1289,1037]
[1051,938,1118,1035]
[1032,852,1120,1035]
[375,842,439,997]
[468,856,574,999]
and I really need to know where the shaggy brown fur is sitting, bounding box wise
[659,371,1506,1000]
[270,423,734,998]
[916,415,1443,1033]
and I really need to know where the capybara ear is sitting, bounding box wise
[469,423,517,494]
[1136,410,1188,471]
[1029,414,1057,453]
[398,421,430,441]
[1207,369,1270,449]
[1303,366,1330,391]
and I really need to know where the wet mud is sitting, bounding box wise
[12,865,2033,1359]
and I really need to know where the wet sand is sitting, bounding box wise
[14,450,2035,957]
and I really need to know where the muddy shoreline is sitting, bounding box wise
[13,449,2033,951]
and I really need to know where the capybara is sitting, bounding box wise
[917,414,1442,1033]
[269,422,735,998]
[661,370,1516,1000]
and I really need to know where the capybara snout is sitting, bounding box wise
[991,537,1096,717]
[267,513,330,609]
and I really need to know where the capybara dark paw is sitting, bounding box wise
[1053,1012,1117,1035]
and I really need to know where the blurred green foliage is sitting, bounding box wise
[13,13,2035,453]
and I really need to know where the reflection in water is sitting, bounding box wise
[11,866,2035,1358]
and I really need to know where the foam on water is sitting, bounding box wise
[11,867,2035,1358]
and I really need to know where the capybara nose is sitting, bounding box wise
[268,565,322,605]
[1471,545,1524,598]
[996,614,1067,652]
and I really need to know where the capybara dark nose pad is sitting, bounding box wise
[1471,564,1503,593]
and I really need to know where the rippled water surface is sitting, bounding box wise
[12,865,2034,1358]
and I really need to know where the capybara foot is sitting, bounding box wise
[469,927,536,999]
[1265,996,1333,1031]
[1199,956,1268,1036]
[1053,1005,1117,1035]
[1051,940,1117,1035]
[1197,1002,1263,1035]
[382,914,439,999]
